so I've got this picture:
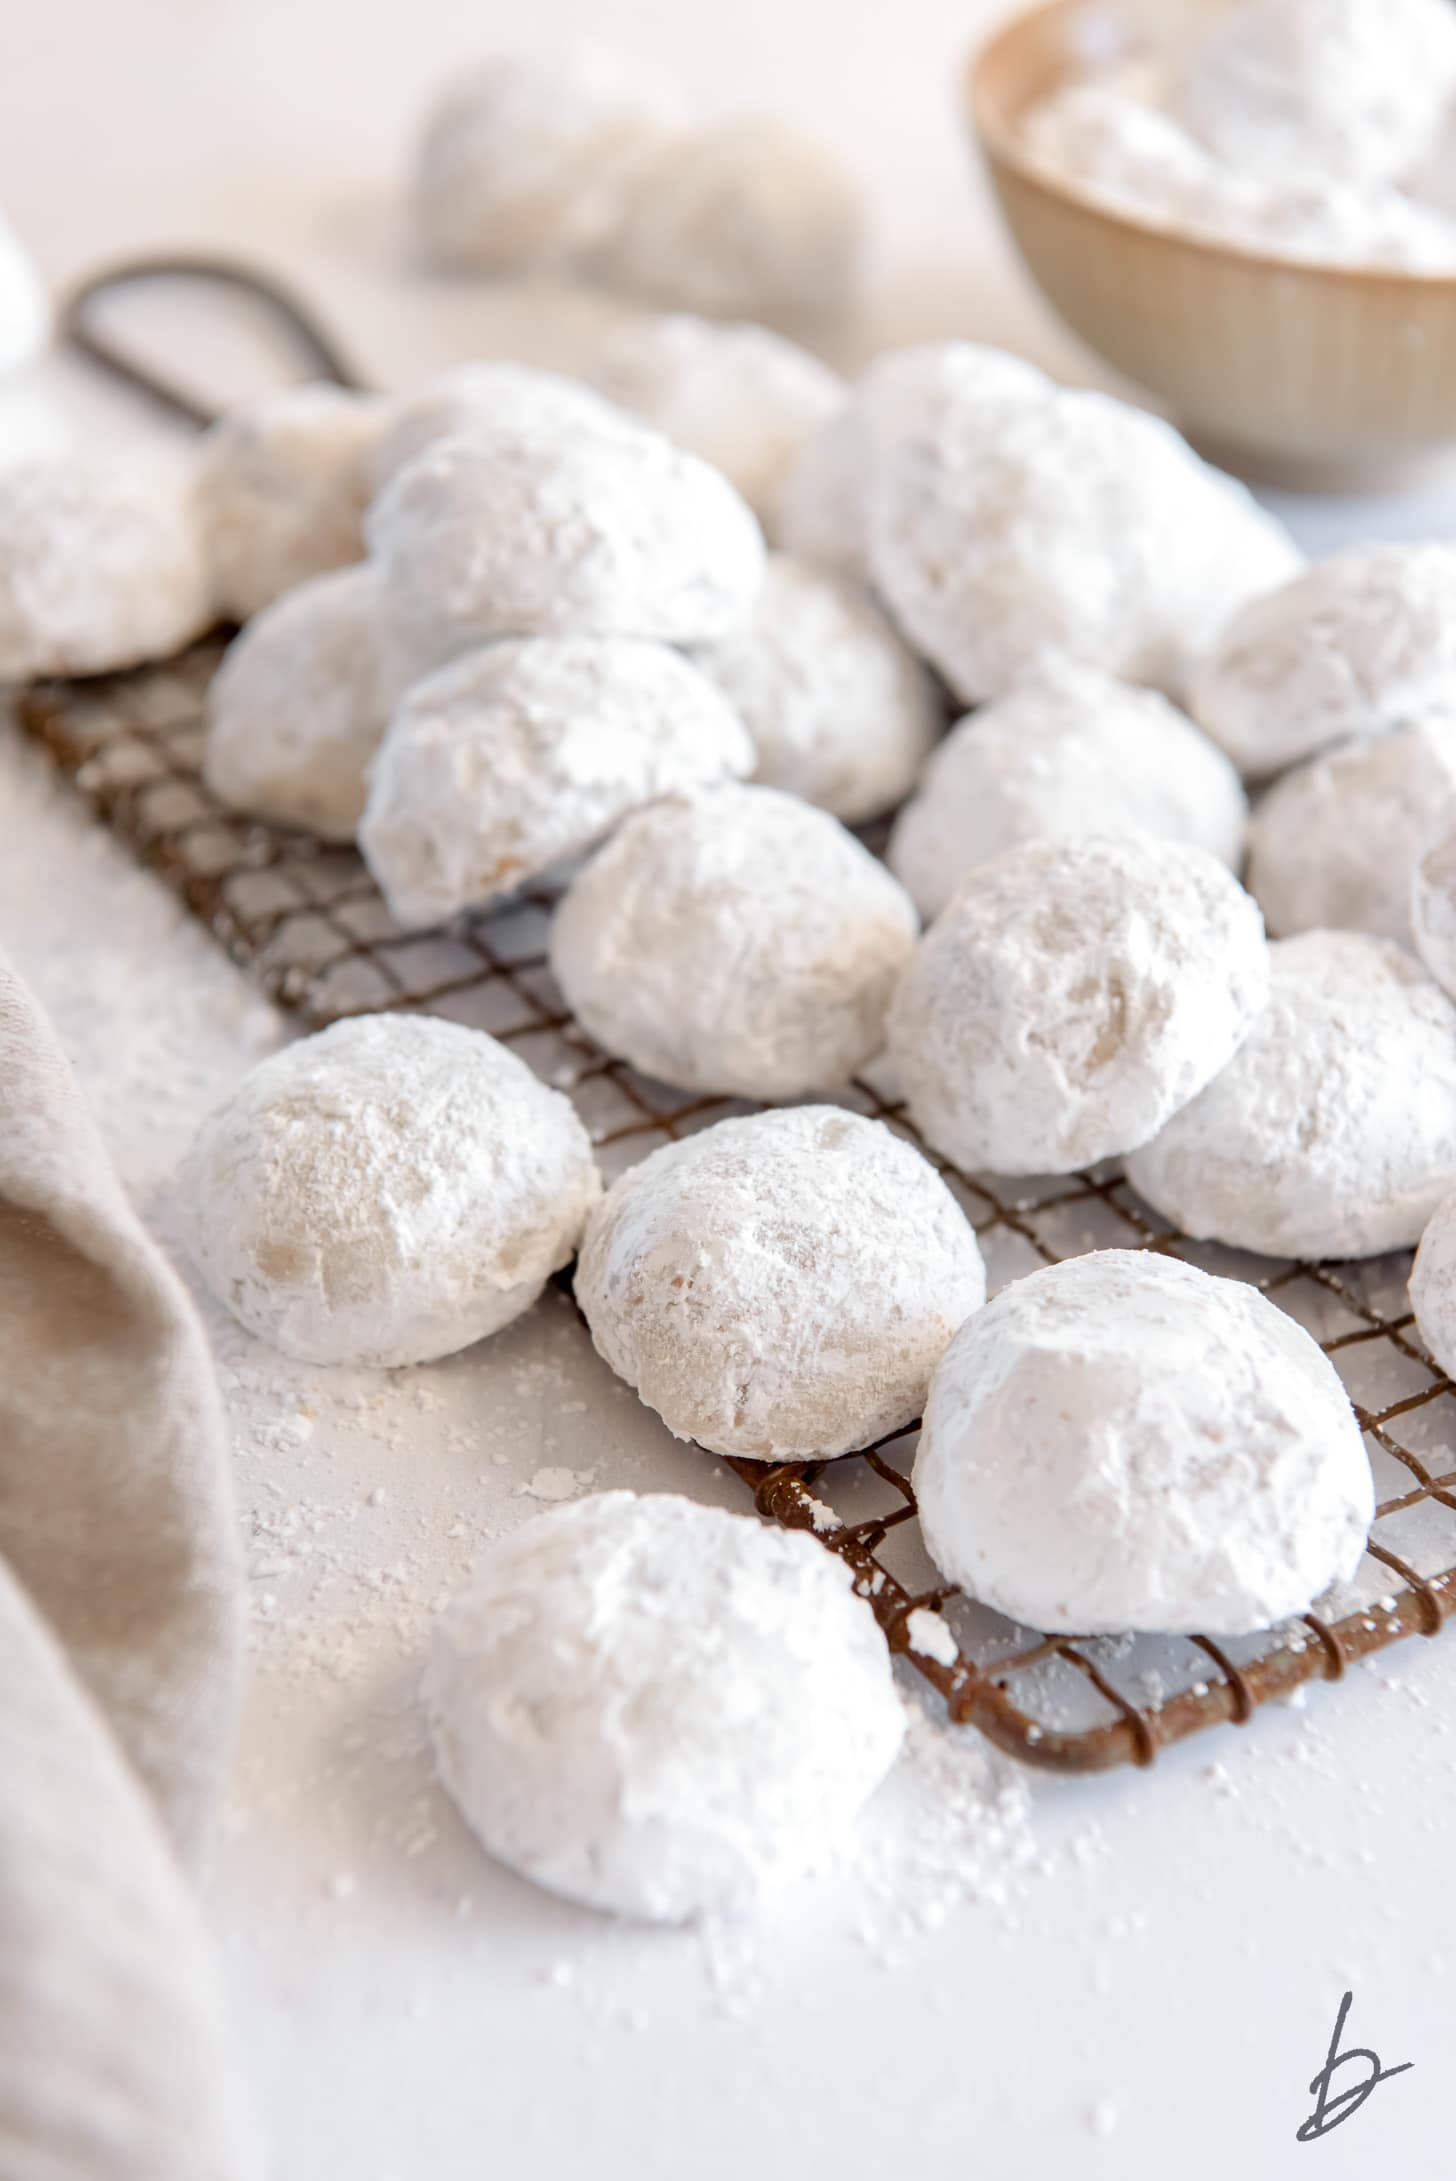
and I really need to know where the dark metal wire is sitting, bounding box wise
[17,639,1456,1774]
[60,252,368,429]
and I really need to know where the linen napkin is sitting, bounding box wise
[0,946,255,2177]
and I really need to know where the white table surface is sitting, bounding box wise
[4,3,1456,2174]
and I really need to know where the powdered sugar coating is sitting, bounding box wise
[1246,720,1456,946]
[587,314,844,521]
[576,1107,986,1461]
[1410,1188,1456,1379]
[1173,0,1456,191]
[411,43,687,273]
[369,362,619,496]
[869,384,1301,705]
[181,1013,601,1367]
[0,213,47,376]
[887,656,1247,924]
[1192,545,1456,781]
[0,454,211,679]
[423,1491,905,1923]
[601,119,863,326]
[775,341,1051,582]
[915,1250,1372,1637]
[550,783,918,1099]
[368,421,764,675]
[360,636,753,927]
[1411,817,1456,999]
[1127,930,1456,1259]
[196,383,386,623]
[693,554,941,823]
[887,832,1270,1177]
[203,564,391,842]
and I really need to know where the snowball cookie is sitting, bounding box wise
[0,454,211,681]
[586,314,843,523]
[692,554,941,824]
[1412,816,1456,1000]
[1173,0,1456,191]
[410,43,687,274]
[601,120,864,326]
[368,419,764,675]
[202,564,391,840]
[1246,719,1456,947]
[1410,1188,1456,1379]
[575,1107,987,1460]
[887,833,1269,1177]
[0,212,47,377]
[196,383,386,624]
[361,636,753,928]
[868,384,1301,706]
[1191,545,1456,781]
[915,1251,1373,1637]
[424,1491,905,1922]
[775,340,1051,582]
[1127,932,1456,1260]
[550,784,918,1099]
[887,656,1247,925]
[368,361,618,496]
[181,1013,600,1366]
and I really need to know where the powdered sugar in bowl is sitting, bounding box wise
[969,0,1456,488]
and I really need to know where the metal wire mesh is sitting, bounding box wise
[17,635,1456,1774]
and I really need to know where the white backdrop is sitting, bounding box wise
[3,4,1456,2178]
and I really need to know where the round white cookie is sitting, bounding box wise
[0,454,211,680]
[575,1106,986,1461]
[693,553,941,823]
[424,1491,905,1923]
[369,362,619,496]
[1127,930,1456,1259]
[368,419,764,677]
[410,43,687,272]
[915,1250,1373,1637]
[1412,815,1456,999]
[203,564,390,840]
[600,119,863,325]
[887,832,1269,1177]
[0,212,47,376]
[1411,1188,1456,1379]
[887,656,1247,924]
[1173,0,1456,190]
[587,314,843,521]
[1191,544,1456,779]
[360,636,753,928]
[196,383,386,623]
[550,783,918,1099]
[775,339,1051,582]
[181,1013,601,1367]
[1246,719,1456,946]
[868,382,1301,705]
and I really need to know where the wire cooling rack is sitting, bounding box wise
[16,637,1456,1775]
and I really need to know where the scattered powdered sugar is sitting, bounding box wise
[904,1607,960,1669]
[845,1700,1037,1962]
[516,1465,597,1502]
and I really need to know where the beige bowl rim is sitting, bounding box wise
[966,0,1456,296]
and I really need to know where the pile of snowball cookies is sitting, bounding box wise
[10,43,1456,1927]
